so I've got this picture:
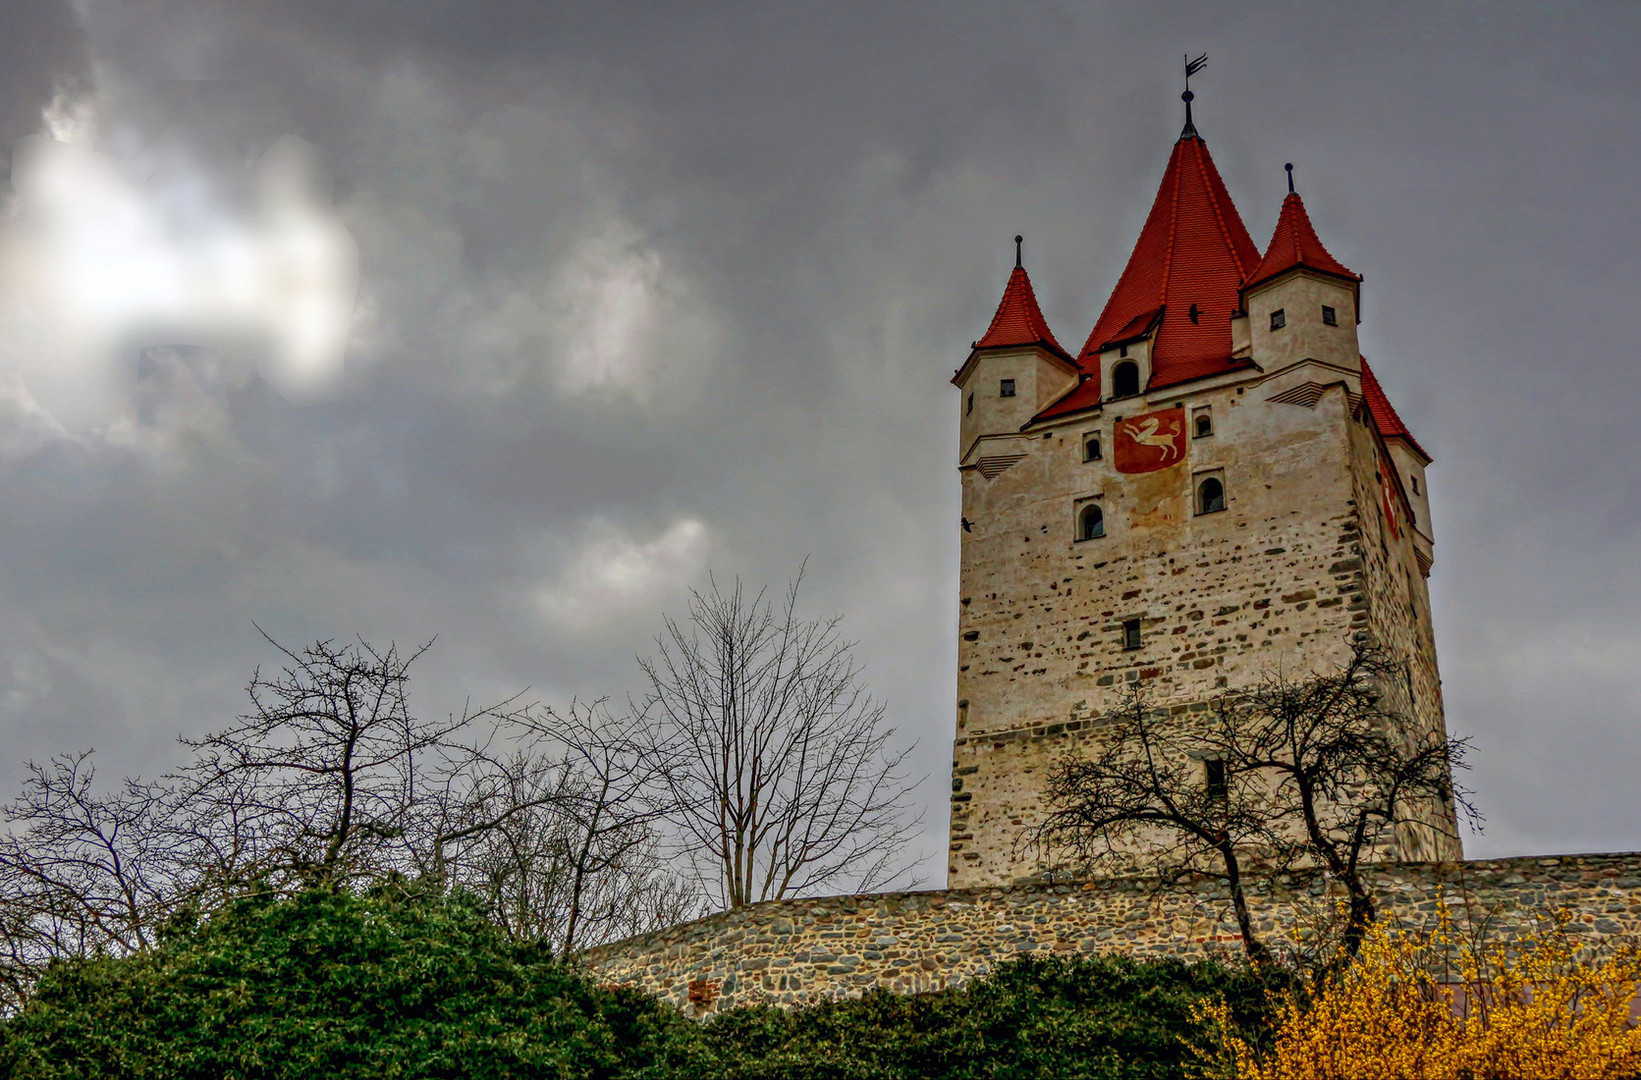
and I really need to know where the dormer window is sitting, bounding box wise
[1077,503,1105,541]
[1112,361,1140,398]
[1270,309,1286,331]
[1083,433,1102,461]
[1321,305,1338,326]
[999,379,1016,398]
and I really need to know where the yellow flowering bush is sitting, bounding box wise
[1200,907,1641,1079]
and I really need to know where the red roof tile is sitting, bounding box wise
[973,264,1071,361]
[1243,192,1360,294]
[1077,132,1261,381]
[1033,374,1101,420]
[1361,357,1430,462]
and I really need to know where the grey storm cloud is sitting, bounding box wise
[0,1,1638,878]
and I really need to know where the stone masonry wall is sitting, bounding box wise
[582,854,1641,1014]
[950,362,1444,885]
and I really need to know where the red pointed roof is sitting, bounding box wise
[1078,132,1262,381]
[973,264,1071,360]
[1243,191,1360,294]
[1361,357,1430,462]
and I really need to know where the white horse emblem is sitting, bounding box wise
[1121,416,1183,462]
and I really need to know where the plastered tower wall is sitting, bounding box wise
[948,137,1457,887]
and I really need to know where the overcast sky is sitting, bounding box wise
[0,2,1637,882]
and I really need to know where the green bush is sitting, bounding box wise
[683,952,1275,1080]
[0,886,691,1079]
[0,888,1274,1079]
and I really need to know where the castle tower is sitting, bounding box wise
[949,109,1455,888]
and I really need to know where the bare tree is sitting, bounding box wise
[1204,642,1477,961]
[639,569,922,909]
[1036,686,1281,965]
[172,632,525,889]
[456,700,699,954]
[0,631,702,1008]
[0,754,181,1010]
[1038,640,1477,968]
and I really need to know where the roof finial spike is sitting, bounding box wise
[1014,234,1023,268]
[1181,53,1207,138]
[1285,162,1295,194]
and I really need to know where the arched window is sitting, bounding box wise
[1197,476,1226,515]
[1078,503,1105,541]
[1112,361,1140,398]
[1083,435,1102,461]
[1194,413,1213,438]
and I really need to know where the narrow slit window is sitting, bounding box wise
[1321,305,1338,326]
[1197,476,1226,515]
[1270,309,1286,330]
[999,378,1016,398]
[1083,434,1102,461]
[1122,618,1141,651]
[1205,759,1228,801]
[967,392,974,416]
[1077,503,1105,541]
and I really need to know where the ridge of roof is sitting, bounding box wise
[1361,357,1431,462]
[973,264,1071,361]
[1244,191,1360,293]
[1078,132,1261,387]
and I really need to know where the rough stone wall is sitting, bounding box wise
[1345,397,1460,860]
[951,367,1385,886]
[582,854,1641,1014]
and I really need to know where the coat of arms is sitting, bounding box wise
[1114,407,1187,474]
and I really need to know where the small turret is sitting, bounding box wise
[1240,166,1364,377]
[953,238,1078,461]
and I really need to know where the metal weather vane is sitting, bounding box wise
[1185,53,1208,86]
[1181,53,1207,136]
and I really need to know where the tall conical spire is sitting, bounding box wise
[972,236,1069,359]
[1243,171,1360,294]
[1076,125,1259,378]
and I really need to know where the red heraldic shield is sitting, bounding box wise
[1379,466,1401,540]
[1114,407,1187,474]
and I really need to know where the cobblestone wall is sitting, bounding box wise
[581,854,1641,1013]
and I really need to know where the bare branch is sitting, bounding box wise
[638,565,923,909]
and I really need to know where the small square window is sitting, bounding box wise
[999,379,1016,398]
[1083,434,1102,461]
[1122,618,1141,651]
[1321,305,1338,326]
[1270,309,1286,330]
